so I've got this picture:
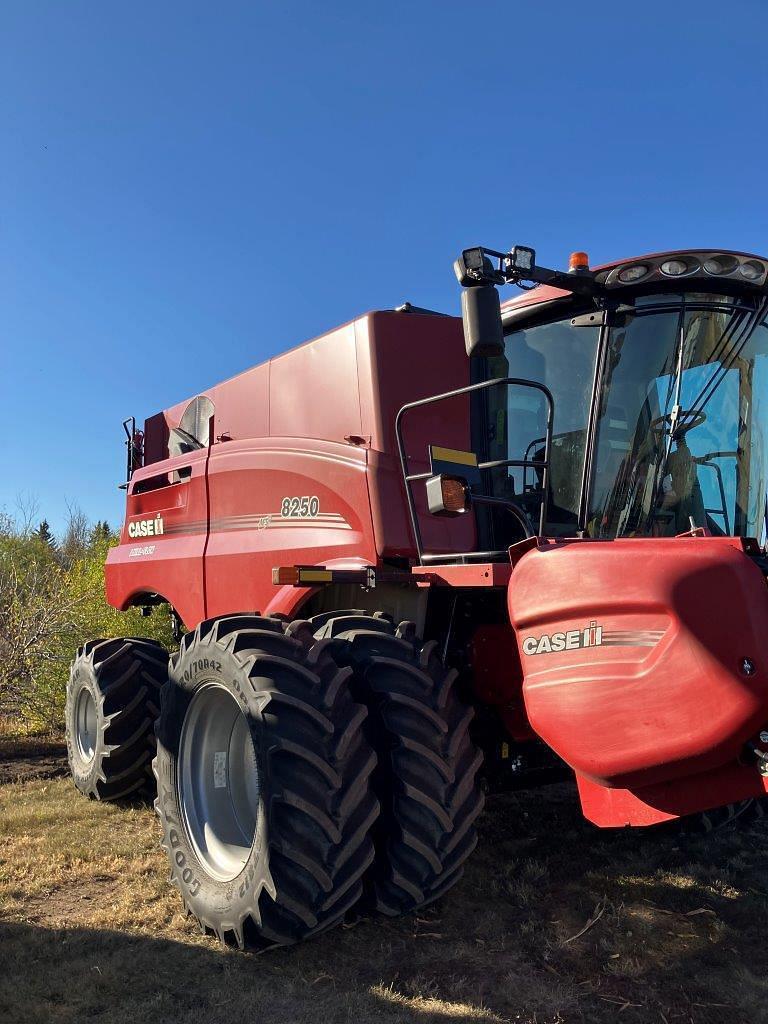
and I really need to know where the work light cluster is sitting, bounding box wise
[601,253,768,289]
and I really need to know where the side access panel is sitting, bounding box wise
[105,447,209,626]
[203,437,377,619]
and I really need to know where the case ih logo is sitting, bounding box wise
[128,515,165,538]
[522,621,664,657]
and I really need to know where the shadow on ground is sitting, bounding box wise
[3,765,768,1023]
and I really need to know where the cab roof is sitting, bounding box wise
[499,248,768,322]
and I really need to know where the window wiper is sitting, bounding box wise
[666,318,686,458]
[642,307,687,533]
[675,299,768,434]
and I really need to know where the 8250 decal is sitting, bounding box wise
[280,496,320,518]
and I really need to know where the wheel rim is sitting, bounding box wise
[75,687,97,764]
[178,683,260,882]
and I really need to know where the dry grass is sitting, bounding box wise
[2,745,768,1023]
[0,713,50,739]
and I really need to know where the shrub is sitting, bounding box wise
[0,514,173,733]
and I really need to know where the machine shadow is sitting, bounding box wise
[460,782,768,1022]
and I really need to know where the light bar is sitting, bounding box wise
[598,251,768,290]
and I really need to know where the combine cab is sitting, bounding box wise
[66,245,768,948]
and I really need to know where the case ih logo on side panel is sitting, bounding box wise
[522,621,665,657]
[128,516,165,538]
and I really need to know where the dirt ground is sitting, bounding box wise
[0,734,68,786]
[2,739,768,1024]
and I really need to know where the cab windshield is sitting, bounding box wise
[589,293,768,540]
[490,292,768,543]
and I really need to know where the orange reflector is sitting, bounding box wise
[272,565,343,586]
[569,251,590,271]
[272,566,301,585]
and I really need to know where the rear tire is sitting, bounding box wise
[153,614,378,950]
[310,610,485,916]
[66,637,167,801]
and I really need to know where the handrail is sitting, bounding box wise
[395,376,555,564]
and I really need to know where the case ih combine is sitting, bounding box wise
[66,244,768,950]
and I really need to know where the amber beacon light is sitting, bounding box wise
[569,251,590,272]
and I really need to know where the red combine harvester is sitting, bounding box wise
[66,244,768,949]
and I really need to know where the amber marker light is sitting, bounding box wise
[425,474,472,517]
[440,476,471,513]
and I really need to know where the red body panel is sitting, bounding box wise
[576,763,768,827]
[106,309,471,624]
[507,536,768,822]
[204,438,374,618]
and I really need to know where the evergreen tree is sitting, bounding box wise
[90,520,112,545]
[34,519,56,549]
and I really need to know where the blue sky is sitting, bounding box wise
[1,0,767,535]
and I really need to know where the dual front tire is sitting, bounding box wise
[66,613,485,949]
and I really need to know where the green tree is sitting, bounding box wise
[89,520,112,545]
[34,519,56,549]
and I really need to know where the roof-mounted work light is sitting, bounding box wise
[507,245,536,274]
[454,248,500,286]
[598,251,768,290]
[455,243,603,296]
[454,242,604,357]
[462,247,486,273]
[455,245,538,287]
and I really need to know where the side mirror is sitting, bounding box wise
[426,474,472,517]
[460,284,504,358]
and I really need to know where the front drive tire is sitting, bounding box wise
[311,611,485,917]
[154,614,378,950]
[66,637,167,801]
